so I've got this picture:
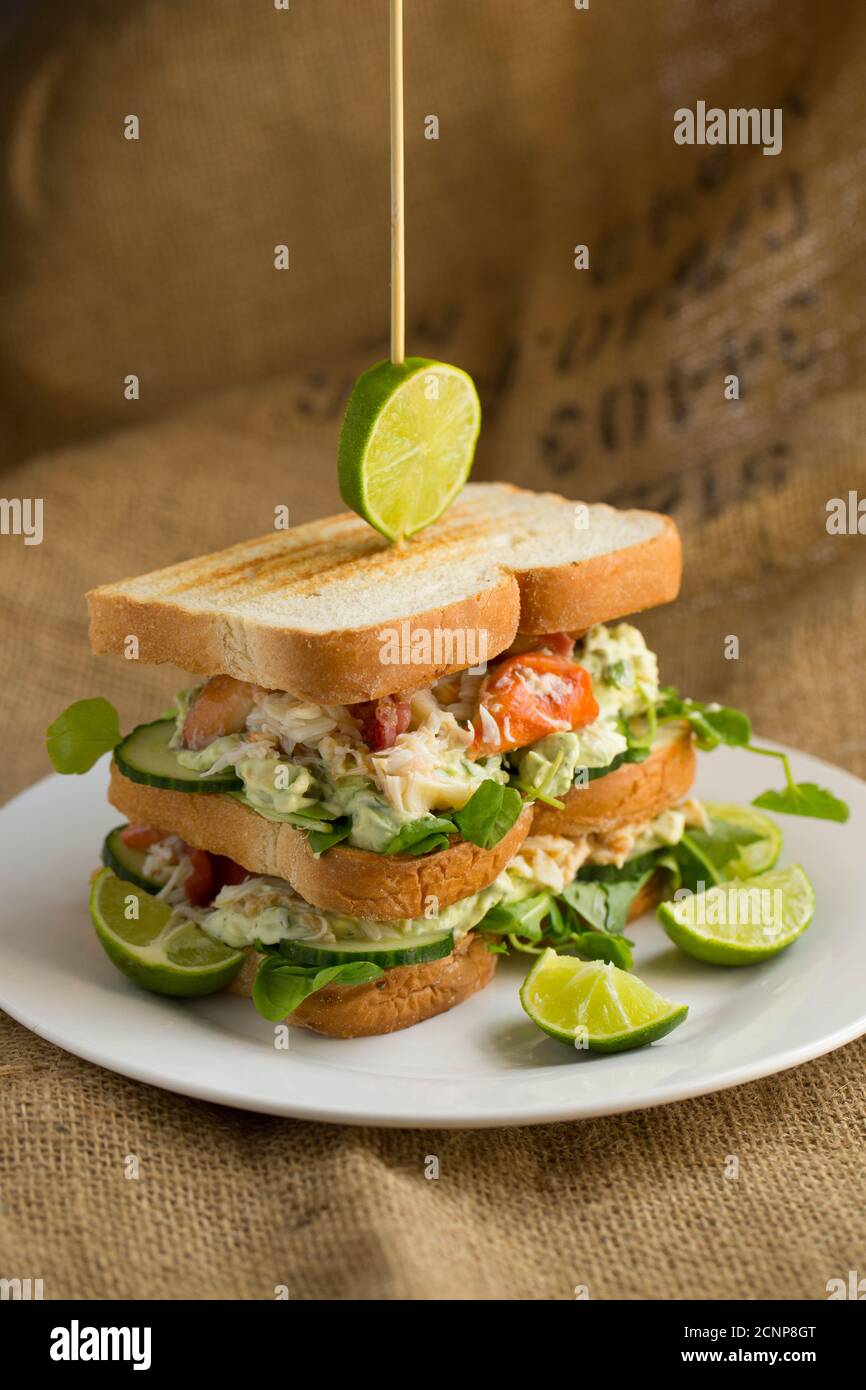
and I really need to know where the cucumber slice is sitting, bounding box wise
[101,824,164,893]
[115,720,242,793]
[277,928,455,969]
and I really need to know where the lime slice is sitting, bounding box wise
[338,357,481,542]
[519,949,688,1052]
[658,863,814,966]
[702,802,782,878]
[89,868,244,997]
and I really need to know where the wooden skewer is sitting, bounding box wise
[390,0,405,366]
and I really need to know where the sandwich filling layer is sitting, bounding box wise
[133,803,704,951]
[161,622,672,853]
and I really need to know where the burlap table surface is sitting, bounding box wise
[1,0,864,1299]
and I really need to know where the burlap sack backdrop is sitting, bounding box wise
[1,0,864,1299]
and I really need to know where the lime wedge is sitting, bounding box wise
[519,949,688,1052]
[89,867,244,997]
[338,357,481,542]
[658,863,815,966]
[702,802,782,878]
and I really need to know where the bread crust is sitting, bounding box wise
[515,514,681,634]
[107,763,534,920]
[530,731,696,837]
[89,578,520,706]
[225,872,668,1038]
[292,931,497,1037]
[227,931,497,1037]
[87,487,681,703]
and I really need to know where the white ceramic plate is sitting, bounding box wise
[1,742,862,1127]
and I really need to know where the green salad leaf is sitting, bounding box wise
[479,885,636,969]
[684,819,762,870]
[585,744,650,782]
[745,744,850,823]
[558,880,611,934]
[307,780,525,859]
[481,893,553,940]
[654,689,849,822]
[307,819,352,856]
[46,697,121,774]
[565,931,634,970]
[252,955,383,1021]
[562,871,653,937]
[480,805,782,969]
[672,821,764,894]
[655,689,751,750]
[452,780,523,848]
[383,815,458,856]
[753,781,849,823]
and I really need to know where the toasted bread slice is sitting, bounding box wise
[107,762,534,920]
[225,873,669,1037]
[234,931,499,1038]
[530,730,696,837]
[88,483,681,703]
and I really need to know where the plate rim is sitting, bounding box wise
[3,985,864,1128]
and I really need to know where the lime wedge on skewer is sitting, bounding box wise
[701,802,782,878]
[519,949,688,1052]
[338,357,481,542]
[658,863,815,966]
[89,867,244,997]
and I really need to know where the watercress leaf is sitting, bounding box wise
[46,697,121,774]
[577,851,661,884]
[753,782,850,823]
[603,871,654,934]
[480,893,552,940]
[671,832,725,895]
[546,895,567,937]
[684,819,763,875]
[252,957,319,1020]
[485,938,509,955]
[585,745,650,782]
[311,962,384,990]
[559,880,610,934]
[282,804,341,826]
[683,710,722,750]
[407,834,454,855]
[274,811,340,833]
[307,818,352,856]
[382,815,457,855]
[252,955,383,1021]
[653,850,683,896]
[654,691,751,749]
[703,706,751,746]
[567,931,634,970]
[560,862,656,936]
[624,743,651,764]
[452,781,522,848]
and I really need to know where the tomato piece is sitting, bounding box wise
[539,631,576,660]
[474,652,598,754]
[212,855,249,891]
[350,696,412,751]
[183,849,216,907]
[120,824,167,850]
